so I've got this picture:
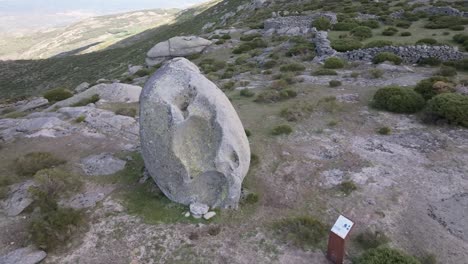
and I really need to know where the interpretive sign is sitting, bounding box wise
[327,215,354,264]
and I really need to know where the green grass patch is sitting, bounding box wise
[71,94,100,107]
[272,216,327,249]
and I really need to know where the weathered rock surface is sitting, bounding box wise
[0,247,47,264]
[49,83,142,109]
[140,58,250,208]
[2,180,36,216]
[146,36,212,66]
[190,202,209,217]
[428,193,468,242]
[264,13,336,36]
[0,97,48,115]
[80,153,126,176]
[75,82,90,93]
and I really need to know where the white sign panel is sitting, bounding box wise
[331,215,354,239]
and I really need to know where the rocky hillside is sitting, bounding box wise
[0,9,180,60]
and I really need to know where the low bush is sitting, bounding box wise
[134,69,149,77]
[436,65,457,77]
[356,248,421,264]
[333,22,359,31]
[240,89,255,97]
[15,152,66,177]
[241,192,259,205]
[240,33,262,41]
[395,20,411,29]
[364,40,393,48]
[115,107,137,117]
[272,124,293,135]
[75,116,86,123]
[273,216,327,249]
[356,230,390,249]
[232,38,267,54]
[255,89,297,103]
[286,43,315,57]
[280,63,306,72]
[417,57,441,66]
[400,31,412,36]
[450,25,465,31]
[416,38,438,45]
[351,26,373,40]
[425,15,465,29]
[360,20,380,29]
[223,81,235,90]
[331,39,363,52]
[279,102,314,122]
[443,59,468,71]
[382,27,398,36]
[414,77,452,100]
[313,17,332,30]
[221,34,231,40]
[372,52,402,65]
[313,69,338,76]
[372,86,426,113]
[263,60,277,69]
[425,93,468,127]
[199,58,226,73]
[43,88,73,103]
[329,80,342,87]
[339,181,357,195]
[369,69,384,79]
[244,129,251,137]
[377,126,392,135]
[71,94,100,107]
[324,57,345,69]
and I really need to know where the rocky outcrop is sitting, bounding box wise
[49,83,142,110]
[339,45,466,64]
[140,58,250,209]
[145,36,212,66]
[313,31,336,59]
[80,153,126,176]
[0,247,47,264]
[75,82,90,93]
[391,6,467,18]
[0,97,48,115]
[2,180,36,216]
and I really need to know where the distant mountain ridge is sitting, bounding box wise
[0,8,180,60]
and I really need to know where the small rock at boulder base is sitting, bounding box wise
[203,211,217,220]
[140,58,251,209]
[190,202,209,216]
[0,246,47,264]
[81,153,126,176]
[145,36,212,66]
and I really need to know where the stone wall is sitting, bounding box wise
[391,6,467,18]
[338,45,466,64]
[264,13,337,35]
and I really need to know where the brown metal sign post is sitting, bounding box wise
[327,215,354,264]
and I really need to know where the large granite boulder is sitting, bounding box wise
[145,36,212,66]
[140,58,250,209]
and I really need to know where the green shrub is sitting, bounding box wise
[356,230,390,249]
[436,65,457,77]
[286,43,315,57]
[443,59,468,71]
[134,69,149,77]
[43,88,73,103]
[414,77,450,100]
[377,126,392,135]
[372,52,402,65]
[241,192,259,205]
[331,39,363,52]
[395,20,411,28]
[453,34,468,45]
[333,22,359,31]
[199,58,226,73]
[369,69,384,79]
[425,15,465,29]
[223,81,235,90]
[250,153,260,166]
[364,40,393,48]
[382,27,398,36]
[115,107,137,117]
[356,248,421,264]
[240,33,262,41]
[313,69,338,76]
[71,94,100,107]
[121,76,134,83]
[425,93,468,127]
[273,216,327,249]
[351,26,373,40]
[221,34,231,40]
[400,31,412,36]
[280,63,306,72]
[360,19,380,29]
[215,40,225,45]
[339,181,357,195]
[329,80,342,87]
[245,129,251,137]
[75,116,86,123]
[263,60,277,69]
[280,102,314,121]
[417,57,441,66]
[450,25,465,31]
[272,125,293,135]
[372,86,425,113]
[255,89,297,103]
[15,152,66,177]
[240,89,255,97]
[416,38,438,45]
[313,17,332,30]
[232,38,267,54]
[324,57,345,69]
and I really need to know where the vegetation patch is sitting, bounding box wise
[364,40,393,48]
[372,86,425,114]
[351,26,373,40]
[355,247,421,264]
[115,107,137,117]
[324,57,345,69]
[272,216,327,249]
[280,63,306,72]
[329,80,342,87]
[15,152,66,177]
[356,230,390,249]
[331,39,362,52]
[272,124,293,136]
[43,88,73,103]
[372,52,402,65]
[313,69,338,76]
[71,94,100,107]
[414,77,451,100]
[339,181,357,195]
[424,93,468,127]
[377,127,392,135]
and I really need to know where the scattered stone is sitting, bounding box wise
[184,212,191,217]
[145,36,212,66]
[75,82,90,93]
[203,211,216,220]
[140,58,250,208]
[337,93,360,103]
[81,153,126,176]
[128,65,143,75]
[190,202,209,217]
[3,180,36,216]
[0,247,47,264]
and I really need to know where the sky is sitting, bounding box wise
[0,0,205,33]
